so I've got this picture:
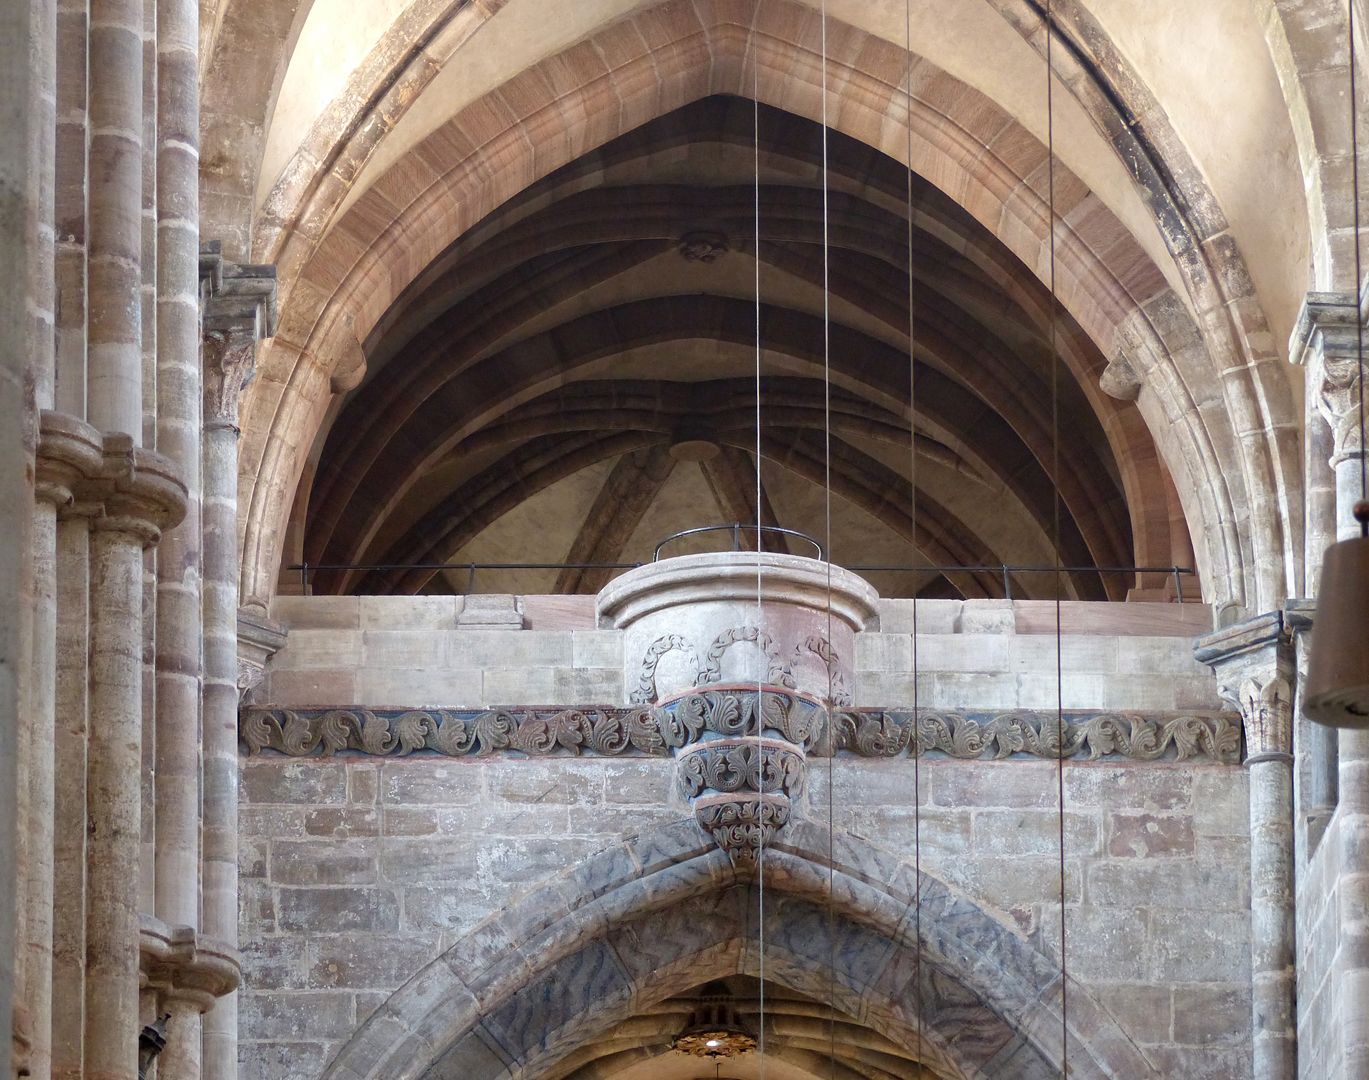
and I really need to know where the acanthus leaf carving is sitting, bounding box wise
[242,695,1241,765]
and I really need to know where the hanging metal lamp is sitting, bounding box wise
[1306,502,1369,727]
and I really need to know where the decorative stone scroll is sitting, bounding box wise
[241,692,1241,765]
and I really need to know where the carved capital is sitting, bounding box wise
[201,246,277,426]
[1195,610,1294,763]
[237,607,288,705]
[1292,288,1369,466]
[1219,675,1294,760]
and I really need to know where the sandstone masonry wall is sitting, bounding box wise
[241,595,1247,1079]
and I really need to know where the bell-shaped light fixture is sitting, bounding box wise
[1306,502,1369,727]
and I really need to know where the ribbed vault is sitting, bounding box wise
[292,96,1181,601]
[550,976,944,1080]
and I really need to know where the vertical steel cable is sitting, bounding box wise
[752,16,767,1074]
[1353,0,1368,526]
[1045,2,1070,1072]
[819,2,838,1076]
[904,0,924,1068]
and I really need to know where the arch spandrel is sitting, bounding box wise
[318,820,1157,1080]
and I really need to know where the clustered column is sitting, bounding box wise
[8,1,276,1077]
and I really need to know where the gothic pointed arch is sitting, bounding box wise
[318,820,1157,1080]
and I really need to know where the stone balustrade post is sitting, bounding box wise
[199,249,275,1080]
[1197,613,1297,1080]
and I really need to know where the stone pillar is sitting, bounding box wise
[87,0,145,442]
[24,416,103,1080]
[51,499,96,1080]
[84,441,186,1080]
[54,0,90,418]
[152,0,204,1067]
[4,0,40,1071]
[597,552,879,859]
[1283,599,1334,849]
[199,253,275,1080]
[1197,613,1297,1080]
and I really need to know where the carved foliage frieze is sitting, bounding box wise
[241,693,1241,764]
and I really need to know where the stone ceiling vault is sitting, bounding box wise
[211,0,1310,613]
[289,97,1165,602]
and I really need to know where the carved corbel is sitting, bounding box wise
[75,434,189,547]
[1291,288,1367,466]
[138,915,241,1012]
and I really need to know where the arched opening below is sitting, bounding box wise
[319,821,1157,1080]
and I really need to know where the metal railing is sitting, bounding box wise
[652,523,825,561]
[288,527,1197,600]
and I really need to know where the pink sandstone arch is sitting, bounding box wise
[234,0,1298,613]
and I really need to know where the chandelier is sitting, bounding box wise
[671,986,757,1059]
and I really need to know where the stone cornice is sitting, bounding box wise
[241,693,1242,764]
[138,915,241,1011]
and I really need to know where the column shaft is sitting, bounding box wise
[86,0,144,440]
[51,514,92,1080]
[54,0,89,419]
[1249,758,1297,1079]
[200,419,239,1080]
[0,0,39,1074]
[86,519,152,1080]
[24,499,60,1080]
[153,0,201,939]
[154,0,204,1070]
